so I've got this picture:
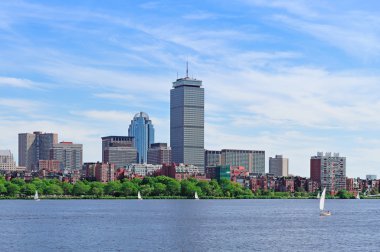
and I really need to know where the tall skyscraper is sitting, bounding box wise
[18,131,58,170]
[128,112,155,164]
[102,136,137,169]
[269,155,289,177]
[170,68,204,172]
[50,142,83,171]
[147,143,172,165]
[310,152,346,194]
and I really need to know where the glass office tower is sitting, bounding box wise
[128,112,155,164]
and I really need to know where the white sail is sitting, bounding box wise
[356,192,360,199]
[319,188,326,211]
[317,192,320,199]
[137,191,142,200]
[34,190,39,201]
[194,191,199,200]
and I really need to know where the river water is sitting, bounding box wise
[0,199,379,251]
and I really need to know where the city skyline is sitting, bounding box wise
[1,1,380,177]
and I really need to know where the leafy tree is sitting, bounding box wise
[44,183,63,195]
[72,181,90,196]
[0,183,7,195]
[140,184,153,196]
[337,190,353,199]
[219,178,236,197]
[209,180,223,197]
[6,183,20,196]
[11,178,26,187]
[61,182,73,195]
[120,181,138,196]
[20,183,37,196]
[131,178,142,186]
[197,181,212,196]
[152,182,167,196]
[89,182,104,197]
[180,180,199,197]
[166,179,181,196]
[31,178,46,194]
[141,177,155,186]
[104,181,122,196]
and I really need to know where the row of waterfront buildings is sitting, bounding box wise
[0,71,376,195]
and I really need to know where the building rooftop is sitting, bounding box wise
[173,77,202,88]
[0,150,12,156]
[134,112,150,120]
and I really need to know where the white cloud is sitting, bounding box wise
[72,110,133,123]
[0,77,36,88]
[0,98,42,113]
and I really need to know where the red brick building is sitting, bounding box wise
[310,158,321,183]
[38,160,60,172]
[95,163,115,183]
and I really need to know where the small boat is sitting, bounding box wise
[137,191,142,200]
[34,190,40,201]
[319,188,331,216]
[317,192,320,199]
[356,192,360,200]
[194,191,199,200]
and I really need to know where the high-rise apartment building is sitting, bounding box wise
[269,155,289,177]
[50,142,83,171]
[170,71,204,172]
[18,131,58,170]
[102,136,137,169]
[0,150,17,171]
[310,152,346,194]
[221,149,265,174]
[147,143,172,165]
[128,112,155,164]
[205,150,222,167]
[310,154,322,182]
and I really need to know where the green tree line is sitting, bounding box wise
[0,176,254,199]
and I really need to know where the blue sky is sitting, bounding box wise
[1,0,380,177]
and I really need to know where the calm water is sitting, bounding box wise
[0,199,379,252]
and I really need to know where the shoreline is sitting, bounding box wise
[1,196,378,200]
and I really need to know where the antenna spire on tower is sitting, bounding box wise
[186,61,189,78]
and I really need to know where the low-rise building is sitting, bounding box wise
[125,163,162,177]
[95,163,115,183]
[38,160,60,172]
[160,163,207,180]
[206,165,231,181]
[83,162,115,182]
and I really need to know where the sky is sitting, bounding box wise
[1,0,380,178]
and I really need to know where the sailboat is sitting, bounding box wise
[319,188,331,216]
[356,192,360,200]
[194,191,199,200]
[137,191,142,200]
[317,192,320,199]
[34,190,40,201]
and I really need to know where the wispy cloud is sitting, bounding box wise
[0,98,42,113]
[182,11,219,20]
[72,110,134,122]
[0,77,36,88]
